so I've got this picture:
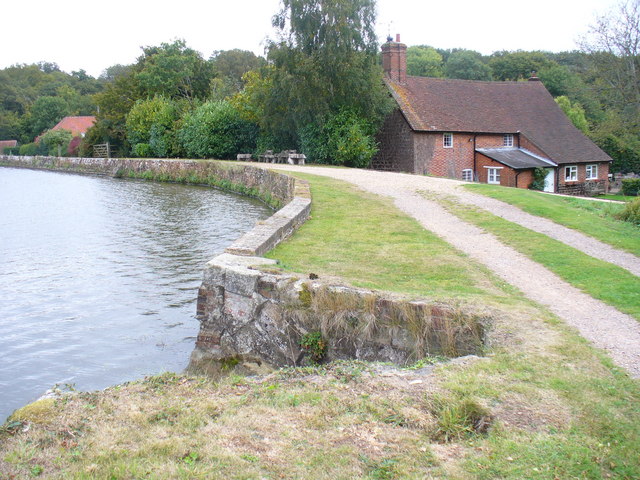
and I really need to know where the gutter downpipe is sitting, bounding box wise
[473,134,478,181]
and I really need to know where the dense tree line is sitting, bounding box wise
[0,0,638,172]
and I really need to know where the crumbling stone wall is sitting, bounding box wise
[191,254,489,372]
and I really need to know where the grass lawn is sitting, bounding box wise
[2,173,640,479]
[437,196,640,321]
[266,173,514,303]
[594,193,637,202]
[463,184,640,256]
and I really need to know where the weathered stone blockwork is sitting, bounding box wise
[193,254,489,370]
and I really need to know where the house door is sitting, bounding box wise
[544,168,555,192]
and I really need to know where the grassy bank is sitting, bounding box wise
[2,173,639,479]
[436,196,640,321]
[463,184,640,256]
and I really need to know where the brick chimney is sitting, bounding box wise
[382,34,407,84]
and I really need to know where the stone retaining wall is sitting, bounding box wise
[0,155,295,208]
[191,254,489,373]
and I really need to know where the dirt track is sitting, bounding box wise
[260,165,640,378]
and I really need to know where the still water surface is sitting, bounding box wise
[0,167,270,422]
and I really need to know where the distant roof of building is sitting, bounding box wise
[0,140,18,150]
[476,147,558,169]
[386,76,611,165]
[51,116,96,137]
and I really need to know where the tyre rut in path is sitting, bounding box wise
[260,165,640,378]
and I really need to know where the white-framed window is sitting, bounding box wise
[503,134,514,147]
[565,165,578,181]
[462,169,473,182]
[586,164,598,180]
[443,133,453,148]
[487,167,501,184]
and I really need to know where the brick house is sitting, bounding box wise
[372,36,612,195]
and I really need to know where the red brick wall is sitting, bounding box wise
[416,132,475,178]
[476,133,513,149]
[557,162,609,195]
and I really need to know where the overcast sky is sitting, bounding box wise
[1,0,620,78]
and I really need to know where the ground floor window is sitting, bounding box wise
[462,169,473,181]
[487,167,501,184]
[586,164,598,180]
[565,165,578,181]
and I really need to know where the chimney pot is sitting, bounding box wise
[395,34,401,42]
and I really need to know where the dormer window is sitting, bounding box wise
[503,134,514,147]
[443,133,453,148]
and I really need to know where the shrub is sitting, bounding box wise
[2,146,19,155]
[529,167,547,191]
[179,100,258,159]
[40,129,73,156]
[19,142,47,156]
[133,143,153,158]
[615,197,640,226]
[67,137,82,156]
[621,178,640,196]
[299,331,327,365]
[299,110,378,167]
[126,96,179,158]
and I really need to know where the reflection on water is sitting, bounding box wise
[0,167,270,422]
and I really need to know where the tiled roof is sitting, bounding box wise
[51,116,96,137]
[387,77,611,165]
[476,148,557,169]
[0,140,18,150]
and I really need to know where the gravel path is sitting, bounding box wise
[259,165,640,378]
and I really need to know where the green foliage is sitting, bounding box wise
[259,0,392,151]
[615,197,640,225]
[179,100,258,159]
[615,197,640,226]
[406,45,444,77]
[27,96,69,138]
[621,178,640,196]
[40,128,73,156]
[126,96,179,157]
[133,143,153,158]
[488,50,552,81]
[428,394,491,442]
[299,109,377,167]
[555,96,589,133]
[18,142,46,156]
[444,50,492,80]
[135,39,212,100]
[210,49,267,95]
[299,332,327,365]
[529,167,547,191]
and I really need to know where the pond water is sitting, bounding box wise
[0,167,271,422]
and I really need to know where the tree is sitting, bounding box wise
[27,96,69,139]
[40,128,72,156]
[580,1,640,127]
[179,100,258,159]
[406,46,444,77]
[555,96,589,133]
[255,0,392,153]
[210,49,267,94]
[444,50,492,80]
[489,51,552,81]
[125,96,179,157]
[135,39,213,101]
